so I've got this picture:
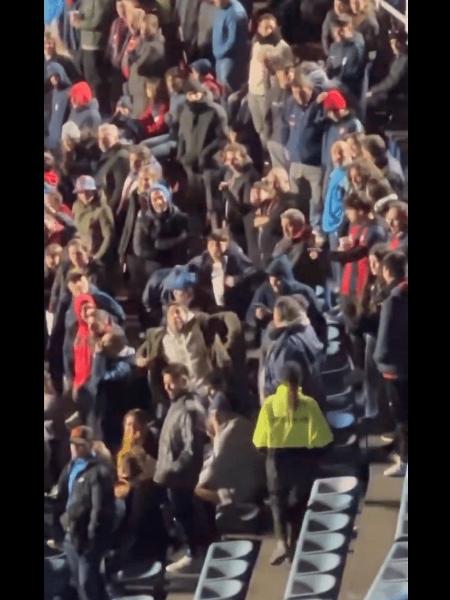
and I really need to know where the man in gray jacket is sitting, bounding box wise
[70,0,115,114]
[154,363,206,574]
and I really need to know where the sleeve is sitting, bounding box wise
[252,404,270,449]
[109,157,130,212]
[373,296,398,376]
[171,412,202,474]
[142,105,168,136]
[92,207,114,261]
[371,56,407,96]
[321,13,331,55]
[102,359,133,383]
[88,469,112,540]
[98,294,126,324]
[214,13,238,59]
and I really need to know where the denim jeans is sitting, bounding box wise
[167,487,198,557]
[63,536,108,600]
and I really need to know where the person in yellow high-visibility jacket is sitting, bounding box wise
[253,361,333,565]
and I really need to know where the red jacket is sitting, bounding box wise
[73,294,96,390]
[139,102,169,137]
[202,74,223,100]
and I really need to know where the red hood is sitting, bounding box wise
[44,170,60,186]
[74,293,96,327]
[70,81,93,107]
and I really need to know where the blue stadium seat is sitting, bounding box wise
[194,578,245,600]
[203,559,251,581]
[207,540,255,561]
[297,532,347,555]
[302,511,352,535]
[308,493,356,514]
[310,476,359,497]
[284,572,337,599]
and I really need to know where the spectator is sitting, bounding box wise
[45,63,72,151]
[248,13,293,142]
[264,59,293,171]
[116,145,161,218]
[190,59,223,101]
[253,362,333,564]
[44,31,81,84]
[282,70,325,229]
[321,0,351,55]
[260,296,325,405]
[44,186,75,247]
[128,13,167,117]
[350,0,379,53]
[326,14,367,102]
[107,1,130,104]
[69,0,115,114]
[195,392,265,505]
[95,124,130,213]
[212,0,249,94]
[53,426,115,600]
[72,175,115,264]
[67,81,102,136]
[374,251,408,477]
[385,201,408,253]
[153,363,206,573]
[360,134,405,196]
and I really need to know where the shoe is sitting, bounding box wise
[384,460,407,477]
[269,541,289,566]
[65,411,81,430]
[165,554,204,575]
[46,539,63,552]
[381,434,395,443]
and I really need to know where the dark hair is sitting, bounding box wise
[162,363,189,380]
[123,408,150,430]
[386,200,408,219]
[345,192,372,213]
[257,12,278,24]
[281,362,303,415]
[66,269,89,286]
[362,135,388,170]
[207,229,229,243]
[382,251,407,281]
[369,242,390,261]
[330,13,353,28]
[366,178,393,203]
[129,144,151,161]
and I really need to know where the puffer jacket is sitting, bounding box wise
[153,393,206,488]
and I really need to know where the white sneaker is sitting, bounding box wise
[381,434,395,443]
[384,460,407,477]
[165,554,203,575]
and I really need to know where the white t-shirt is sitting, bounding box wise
[211,260,226,306]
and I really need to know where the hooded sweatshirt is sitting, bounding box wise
[45,62,72,151]
[73,294,96,390]
[247,255,326,345]
[132,183,189,265]
[68,82,102,135]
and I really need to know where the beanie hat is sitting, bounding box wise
[165,266,198,291]
[190,59,212,78]
[323,89,347,111]
[149,183,172,205]
[70,81,93,106]
[44,170,60,187]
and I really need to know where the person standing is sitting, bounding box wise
[253,363,333,564]
[55,425,115,600]
[374,251,408,477]
[153,364,206,574]
[212,0,249,95]
[70,0,116,115]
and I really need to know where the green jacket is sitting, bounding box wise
[72,195,114,261]
[137,310,244,408]
[78,0,115,50]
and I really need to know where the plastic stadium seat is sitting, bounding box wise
[207,540,255,561]
[365,581,408,600]
[390,542,408,561]
[380,560,408,581]
[298,532,347,555]
[110,596,154,600]
[294,552,342,575]
[215,503,261,535]
[112,561,163,583]
[194,578,245,600]
[326,411,355,430]
[285,573,337,598]
[327,326,340,341]
[311,476,359,496]
[308,493,355,514]
[303,512,351,535]
[203,559,250,581]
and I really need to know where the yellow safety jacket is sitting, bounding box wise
[253,384,334,450]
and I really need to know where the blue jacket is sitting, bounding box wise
[44,0,64,25]
[45,62,71,151]
[322,167,348,234]
[212,0,248,60]
[246,256,327,346]
[282,96,325,166]
[262,319,325,405]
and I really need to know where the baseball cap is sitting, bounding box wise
[209,392,232,413]
[70,425,94,446]
[323,89,347,111]
[73,175,97,194]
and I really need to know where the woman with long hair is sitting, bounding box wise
[253,362,333,565]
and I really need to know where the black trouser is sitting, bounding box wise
[384,378,408,463]
[266,449,320,543]
[81,49,110,115]
[63,536,109,600]
[167,487,199,557]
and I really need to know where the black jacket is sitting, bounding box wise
[374,280,408,380]
[55,455,115,552]
[371,52,408,98]
[177,101,227,171]
[128,34,167,117]
[95,144,130,212]
[327,33,367,99]
[133,203,189,266]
